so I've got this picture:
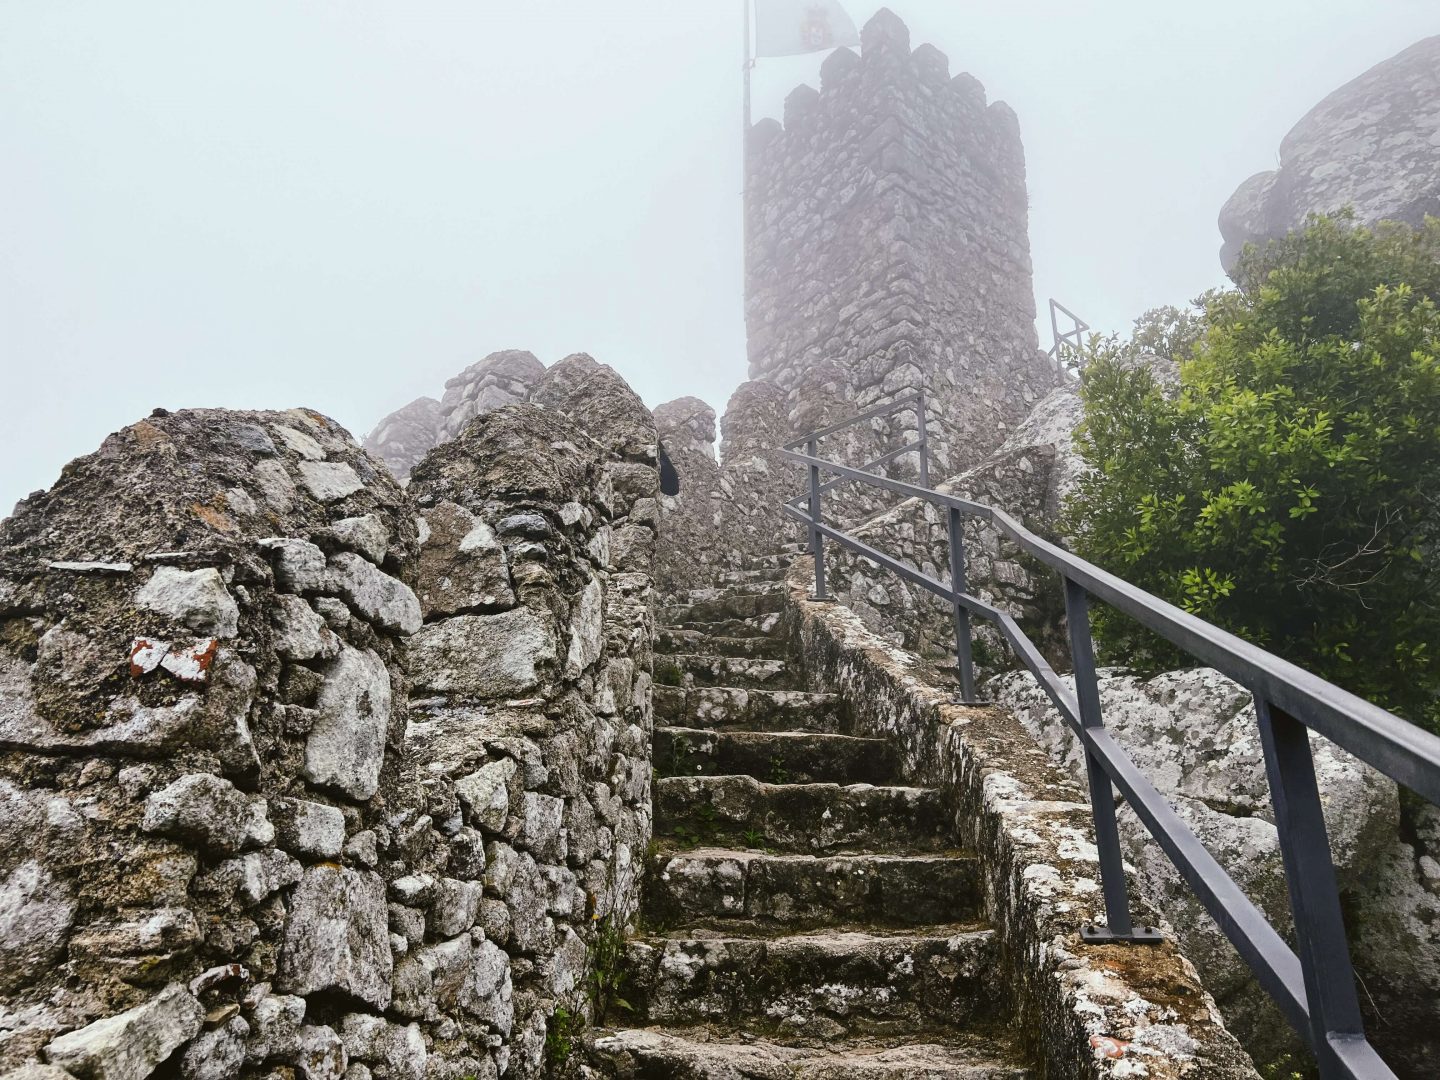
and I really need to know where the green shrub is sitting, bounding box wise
[1066,213,1440,733]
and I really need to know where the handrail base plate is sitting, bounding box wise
[1081,924,1164,946]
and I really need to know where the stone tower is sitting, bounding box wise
[744,8,1053,477]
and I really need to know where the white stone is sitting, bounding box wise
[0,861,75,993]
[564,576,604,677]
[409,610,555,699]
[135,567,239,638]
[244,992,306,1064]
[518,792,565,861]
[273,798,346,860]
[277,866,393,1010]
[429,878,483,939]
[275,425,325,460]
[43,983,204,1080]
[328,553,421,635]
[272,596,339,661]
[454,759,516,832]
[330,515,389,563]
[305,646,392,801]
[259,537,331,592]
[295,1025,347,1080]
[179,1015,248,1080]
[298,461,364,502]
[141,773,274,854]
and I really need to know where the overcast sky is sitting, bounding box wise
[3,2,1438,516]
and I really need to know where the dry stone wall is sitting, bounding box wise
[745,8,1054,480]
[404,383,658,1078]
[652,381,802,596]
[0,407,423,1079]
[0,381,658,1079]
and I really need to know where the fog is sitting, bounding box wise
[3,1,1437,515]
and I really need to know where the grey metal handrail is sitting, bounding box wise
[780,397,1440,1080]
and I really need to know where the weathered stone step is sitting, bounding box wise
[681,578,786,605]
[661,590,786,626]
[744,546,808,571]
[655,687,845,734]
[620,927,999,1038]
[590,1028,1032,1079]
[654,727,897,784]
[657,629,790,660]
[659,654,799,690]
[717,565,787,586]
[667,614,784,638]
[656,775,950,853]
[644,848,984,932]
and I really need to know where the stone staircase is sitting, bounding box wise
[589,550,1035,1078]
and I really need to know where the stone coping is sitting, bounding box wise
[783,563,1259,1079]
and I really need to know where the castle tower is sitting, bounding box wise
[744,8,1052,477]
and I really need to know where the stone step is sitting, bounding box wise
[655,775,950,853]
[644,848,984,932]
[667,614,785,638]
[620,927,1000,1039]
[661,590,786,626]
[659,654,800,691]
[657,629,790,660]
[590,1028,1032,1079]
[654,687,845,734]
[717,565,787,586]
[681,578,786,605]
[654,727,897,785]
[744,546,808,571]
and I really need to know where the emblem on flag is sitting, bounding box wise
[799,4,837,50]
[753,0,860,59]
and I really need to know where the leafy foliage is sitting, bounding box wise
[1066,214,1440,732]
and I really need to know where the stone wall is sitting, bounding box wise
[652,380,803,596]
[0,385,657,1079]
[364,350,546,482]
[820,385,1083,670]
[0,407,424,1078]
[1218,34,1440,273]
[783,566,1259,1080]
[745,8,1055,480]
[405,384,658,1078]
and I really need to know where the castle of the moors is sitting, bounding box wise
[3,10,1440,1080]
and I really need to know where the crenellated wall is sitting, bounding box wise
[745,8,1055,480]
[0,369,658,1079]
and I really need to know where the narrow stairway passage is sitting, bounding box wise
[589,548,1036,1078]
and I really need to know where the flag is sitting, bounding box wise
[753,0,860,58]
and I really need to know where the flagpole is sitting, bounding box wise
[742,0,753,322]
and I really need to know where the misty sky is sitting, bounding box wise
[3,2,1438,517]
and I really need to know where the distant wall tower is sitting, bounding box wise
[744,8,1052,477]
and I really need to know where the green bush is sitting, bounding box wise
[1065,213,1440,733]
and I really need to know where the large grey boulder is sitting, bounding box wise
[1219,35,1440,272]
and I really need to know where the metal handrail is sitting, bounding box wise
[781,397,1440,1080]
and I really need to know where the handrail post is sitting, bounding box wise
[807,437,828,601]
[915,392,931,489]
[947,507,976,702]
[1254,696,1363,1078]
[1066,578,1161,945]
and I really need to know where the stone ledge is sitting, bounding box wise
[782,561,1259,1080]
